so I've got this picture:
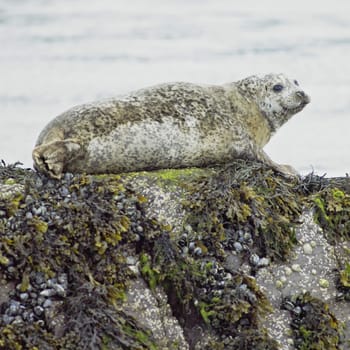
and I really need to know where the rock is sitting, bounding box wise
[303,242,313,254]
[0,160,350,349]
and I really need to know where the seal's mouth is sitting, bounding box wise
[298,100,310,109]
[291,93,311,113]
[294,102,308,112]
[283,99,310,115]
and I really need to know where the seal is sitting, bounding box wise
[32,73,310,179]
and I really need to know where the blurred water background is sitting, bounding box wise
[1,0,350,176]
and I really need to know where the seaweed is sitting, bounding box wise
[313,187,350,243]
[283,292,342,350]
[1,159,346,349]
[0,162,155,349]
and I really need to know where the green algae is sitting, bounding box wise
[140,253,161,290]
[148,167,208,183]
[339,262,350,288]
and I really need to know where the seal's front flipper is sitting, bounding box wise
[275,163,299,178]
[255,149,299,178]
[32,140,81,179]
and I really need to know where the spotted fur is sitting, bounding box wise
[33,74,310,179]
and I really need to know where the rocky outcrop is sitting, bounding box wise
[0,160,349,349]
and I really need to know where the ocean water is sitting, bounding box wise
[1,0,350,176]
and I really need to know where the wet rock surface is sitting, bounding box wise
[0,160,350,349]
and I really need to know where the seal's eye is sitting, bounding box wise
[272,84,284,92]
[294,80,299,86]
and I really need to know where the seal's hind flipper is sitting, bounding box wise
[33,140,81,179]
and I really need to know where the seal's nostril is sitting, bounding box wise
[296,90,311,104]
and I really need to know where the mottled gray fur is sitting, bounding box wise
[33,74,310,179]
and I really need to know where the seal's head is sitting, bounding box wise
[237,73,310,133]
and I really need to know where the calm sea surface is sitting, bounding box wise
[1,0,350,176]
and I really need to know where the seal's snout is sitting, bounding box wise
[296,90,311,104]
[296,91,306,98]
